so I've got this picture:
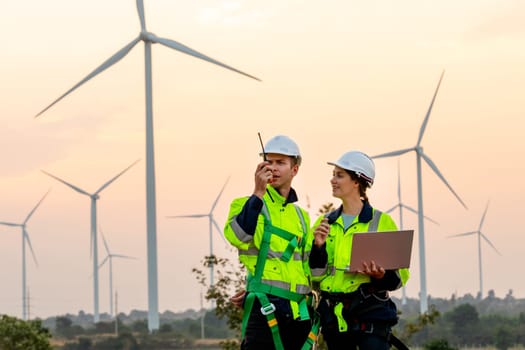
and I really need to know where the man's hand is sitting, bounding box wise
[230,290,246,309]
[253,161,273,199]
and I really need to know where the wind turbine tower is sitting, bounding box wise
[448,200,500,299]
[372,71,467,313]
[41,160,138,322]
[167,177,230,288]
[35,1,259,331]
[99,230,137,317]
[0,190,49,320]
[386,160,438,305]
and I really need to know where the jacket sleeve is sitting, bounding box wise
[306,216,329,281]
[224,195,262,249]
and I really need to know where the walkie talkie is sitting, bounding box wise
[257,132,274,202]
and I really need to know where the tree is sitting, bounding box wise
[0,314,52,350]
[318,202,335,215]
[447,303,479,328]
[55,316,83,339]
[131,319,148,334]
[495,326,514,350]
[423,339,458,350]
[397,305,441,344]
[194,255,246,350]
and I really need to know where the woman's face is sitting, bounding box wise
[330,166,358,199]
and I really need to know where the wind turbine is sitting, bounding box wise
[0,190,49,320]
[386,159,438,305]
[41,160,139,322]
[167,177,230,288]
[35,0,259,332]
[448,200,500,299]
[98,230,137,318]
[372,71,467,313]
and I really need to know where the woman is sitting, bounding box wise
[308,150,409,349]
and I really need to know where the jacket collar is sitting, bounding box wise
[326,200,373,225]
[266,185,298,206]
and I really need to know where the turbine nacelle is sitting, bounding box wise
[140,31,157,42]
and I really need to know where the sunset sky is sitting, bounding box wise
[1,0,524,319]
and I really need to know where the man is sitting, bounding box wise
[224,134,316,350]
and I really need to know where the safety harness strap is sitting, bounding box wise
[301,311,321,350]
[241,200,317,349]
[242,291,285,350]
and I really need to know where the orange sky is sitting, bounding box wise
[1,0,524,319]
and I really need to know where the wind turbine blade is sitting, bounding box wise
[24,189,51,224]
[112,254,138,260]
[385,204,399,214]
[96,159,140,195]
[41,170,90,196]
[416,70,445,147]
[24,229,39,267]
[212,218,228,244]
[481,233,501,256]
[420,152,468,209]
[402,205,418,216]
[35,37,141,118]
[371,147,414,159]
[448,231,477,238]
[100,230,110,255]
[479,200,490,231]
[136,0,146,31]
[98,256,109,269]
[153,36,261,82]
[401,205,439,225]
[167,214,207,219]
[0,221,21,227]
[210,177,230,213]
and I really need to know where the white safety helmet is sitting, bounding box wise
[261,135,302,165]
[327,151,375,186]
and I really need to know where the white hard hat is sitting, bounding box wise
[261,135,301,163]
[328,151,375,186]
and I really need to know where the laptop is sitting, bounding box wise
[348,230,414,272]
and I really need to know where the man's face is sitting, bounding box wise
[265,153,298,189]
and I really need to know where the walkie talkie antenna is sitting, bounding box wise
[258,132,267,160]
[257,132,274,202]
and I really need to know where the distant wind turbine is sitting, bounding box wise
[98,230,137,318]
[372,70,467,313]
[35,0,259,332]
[41,160,139,322]
[386,160,438,305]
[448,200,500,299]
[0,190,50,320]
[167,177,230,288]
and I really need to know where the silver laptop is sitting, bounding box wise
[348,230,414,272]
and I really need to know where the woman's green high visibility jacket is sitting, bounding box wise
[307,202,409,294]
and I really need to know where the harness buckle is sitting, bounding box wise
[260,303,276,315]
